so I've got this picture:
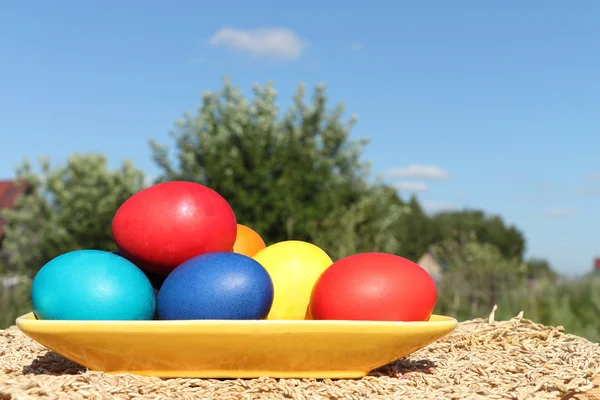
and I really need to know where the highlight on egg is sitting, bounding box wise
[111,181,237,276]
[309,252,437,322]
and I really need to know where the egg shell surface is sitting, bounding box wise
[31,249,156,321]
[111,181,237,275]
[112,251,166,289]
[309,252,437,321]
[252,240,333,320]
[157,252,274,320]
[232,224,266,257]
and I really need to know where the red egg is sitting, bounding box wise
[112,181,237,276]
[309,252,437,321]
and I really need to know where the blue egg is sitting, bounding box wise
[31,250,156,320]
[157,252,274,320]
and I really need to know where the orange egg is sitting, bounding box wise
[232,224,266,257]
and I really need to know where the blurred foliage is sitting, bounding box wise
[431,233,528,319]
[0,282,31,329]
[149,78,405,258]
[0,78,598,343]
[430,210,526,261]
[0,154,146,275]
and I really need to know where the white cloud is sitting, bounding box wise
[422,201,456,213]
[544,209,576,217]
[386,164,449,180]
[588,171,600,180]
[393,181,428,192]
[208,27,307,60]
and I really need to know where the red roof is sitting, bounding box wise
[0,180,29,238]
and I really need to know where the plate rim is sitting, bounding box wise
[16,312,458,328]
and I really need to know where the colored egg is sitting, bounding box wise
[232,224,266,257]
[309,252,437,321]
[31,250,156,321]
[252,241,333,320]
[112,181,237,276]
[157,252,274,320]
[112,251,166,289]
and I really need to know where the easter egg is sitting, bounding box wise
[309,253,437,322]
[232,224,266,257]
[112,181,237,276]
[31,250,156,321]
[112,251,166,289]
[157,252,274,320]
[252,241,333,320]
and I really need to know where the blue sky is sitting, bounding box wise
[1,1,599,276]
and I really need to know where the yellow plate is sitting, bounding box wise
[16,312,457,379]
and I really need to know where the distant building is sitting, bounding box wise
[594,258,600,275]
[0,179,29,244]
[417,251,444,281]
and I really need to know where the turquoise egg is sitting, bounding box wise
[31,250,156,320]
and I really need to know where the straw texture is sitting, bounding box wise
[1,308,599,399]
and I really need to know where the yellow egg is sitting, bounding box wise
[252,240,333,320]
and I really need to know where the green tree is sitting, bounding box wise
[393,195,435,262]
[1,153,146,275]
[149,79,405,259]
[309,184,408,261]
[431,210,526,261]
[524,257,557,282]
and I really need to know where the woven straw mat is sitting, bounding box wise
[1,307,599,400]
